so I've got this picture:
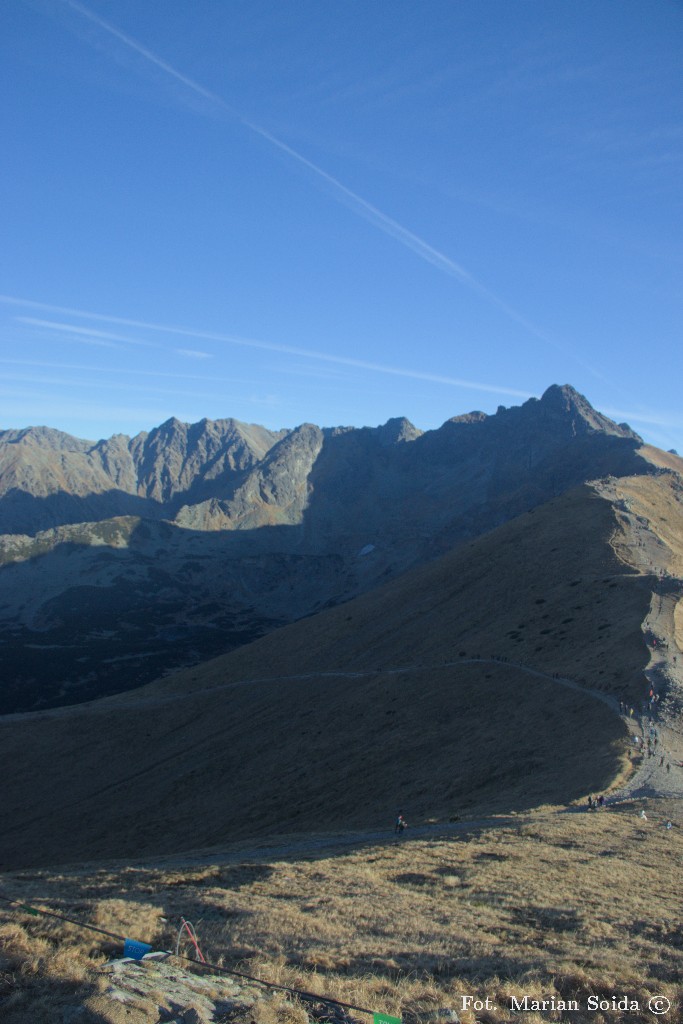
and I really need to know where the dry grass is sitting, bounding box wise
[611,471,683,576]
[1,801,681,1022]
[0,475,681,1018]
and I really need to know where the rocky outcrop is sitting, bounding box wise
[175,423,325,531]
[0,417,287,533]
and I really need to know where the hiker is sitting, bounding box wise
[667,763,671,774]
[597,795,605,808]
[587,795,593,810]
[640,810,647,820]
[395,812,407,835]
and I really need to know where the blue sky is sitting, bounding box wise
[1,0,681,450]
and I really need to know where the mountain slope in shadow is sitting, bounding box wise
[0,481,664,869]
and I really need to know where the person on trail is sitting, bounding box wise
[587,795,593,810]
[667,763,671,774]
[597,795,605,808]
[395,812,407,834]
[640,810,648,820]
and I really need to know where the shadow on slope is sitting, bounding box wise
[0,662,628,870]
[0,486,161,535]
[0,517,347,713]
[0,483,647,868]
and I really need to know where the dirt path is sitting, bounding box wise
[3,654,681,802]
[147,813,527,871]
[0,654,628,719]
[90,650,681,876]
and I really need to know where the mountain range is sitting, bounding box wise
[0,383,677,713]
[1,382,683,867]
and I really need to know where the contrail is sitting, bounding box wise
[62,0,592,368]
[17,317,162,349]
[0,357,262,387]
[2,296,531,399]
[66,0,229,110]
[603,407,683,430]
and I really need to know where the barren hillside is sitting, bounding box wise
[3,480,677,869]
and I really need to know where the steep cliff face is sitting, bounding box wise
[128,417,287,503]
[174,423,325,531]
[0,417,287,533]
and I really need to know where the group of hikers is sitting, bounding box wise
[595,679,680,827]
[392,676,680,839]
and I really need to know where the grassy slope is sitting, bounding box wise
[608,470,683,695]
[615,469,683,576]
[0,484,652,869]
[1,800,682,1024]
[150,483,651,695]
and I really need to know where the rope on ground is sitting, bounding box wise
[0,891,381,1019]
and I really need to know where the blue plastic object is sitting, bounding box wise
[123,938,152,960]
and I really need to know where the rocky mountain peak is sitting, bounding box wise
[0,425,94,452]
[0,385,650,538]
[376,416,422,445]
[537,384,642,440]
[447,411,488,425]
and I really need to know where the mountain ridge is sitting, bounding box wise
[0,383,675,713]
[0,384,641,536]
